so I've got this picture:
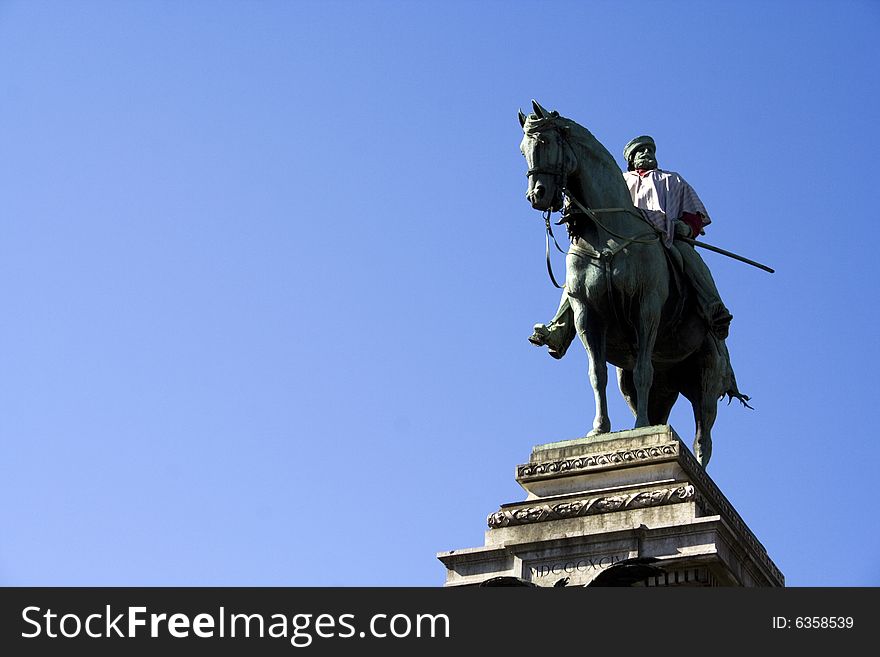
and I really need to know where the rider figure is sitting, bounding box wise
[530,135,733,358]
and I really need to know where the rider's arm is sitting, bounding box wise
[679,211,706,238]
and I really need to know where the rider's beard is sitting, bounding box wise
[634,155,657,171]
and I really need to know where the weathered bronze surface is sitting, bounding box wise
[520,101,751,466]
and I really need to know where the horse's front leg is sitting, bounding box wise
[572,300,610,435]
[633,307,661,429]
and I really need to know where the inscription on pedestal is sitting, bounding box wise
[526,553,629,585]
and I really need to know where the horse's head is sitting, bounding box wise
[519,100,577,212]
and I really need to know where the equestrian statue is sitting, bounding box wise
[519,100,761,467]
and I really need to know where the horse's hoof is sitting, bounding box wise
[587,426,610,437]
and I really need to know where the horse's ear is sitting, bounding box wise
[532,99,553,119]
[531,99,545,118]
[518,109,526,128]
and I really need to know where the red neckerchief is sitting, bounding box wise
[636,168,654,177]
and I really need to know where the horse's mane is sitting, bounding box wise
[522,113,620,173]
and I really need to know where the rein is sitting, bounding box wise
[543,209,568,289]
[562,192,659,245]
[541,192,660,289]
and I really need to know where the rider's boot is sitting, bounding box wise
[674,241,733,340]
[707,303,733,340]
[529,292,577,359]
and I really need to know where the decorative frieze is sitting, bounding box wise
[487,484,695,528]
[517,442,679,480]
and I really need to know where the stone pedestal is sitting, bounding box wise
[437,425,783,587]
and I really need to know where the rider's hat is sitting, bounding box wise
[623,135,656,164]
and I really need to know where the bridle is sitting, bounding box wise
[524,127,575,288]
[524,127,574,212]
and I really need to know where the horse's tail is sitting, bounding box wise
[710,334,754,410]
[724,387,754,410]
[722,370,754,409]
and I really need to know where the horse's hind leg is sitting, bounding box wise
[691,392,717,467]
[686,341,725,467]
[617,368,637,419]
[573,303,610,435]
[682,357,719,467]
[618,368,678,426]
[649,376,678,426]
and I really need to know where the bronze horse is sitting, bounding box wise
[519,101,748,466]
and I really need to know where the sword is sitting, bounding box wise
[679,236,775,273]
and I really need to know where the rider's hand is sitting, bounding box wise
[674,220,693,238]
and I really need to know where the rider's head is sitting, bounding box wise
[623,135,657,171]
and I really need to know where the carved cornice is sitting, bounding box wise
[517,442,679,480]
[487,484,695,529]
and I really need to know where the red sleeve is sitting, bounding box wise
[680,211,705,238]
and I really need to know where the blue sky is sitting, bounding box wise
[0,0,877,586]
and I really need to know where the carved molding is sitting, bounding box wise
[517,442,679,480]
[487,484,695,528]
